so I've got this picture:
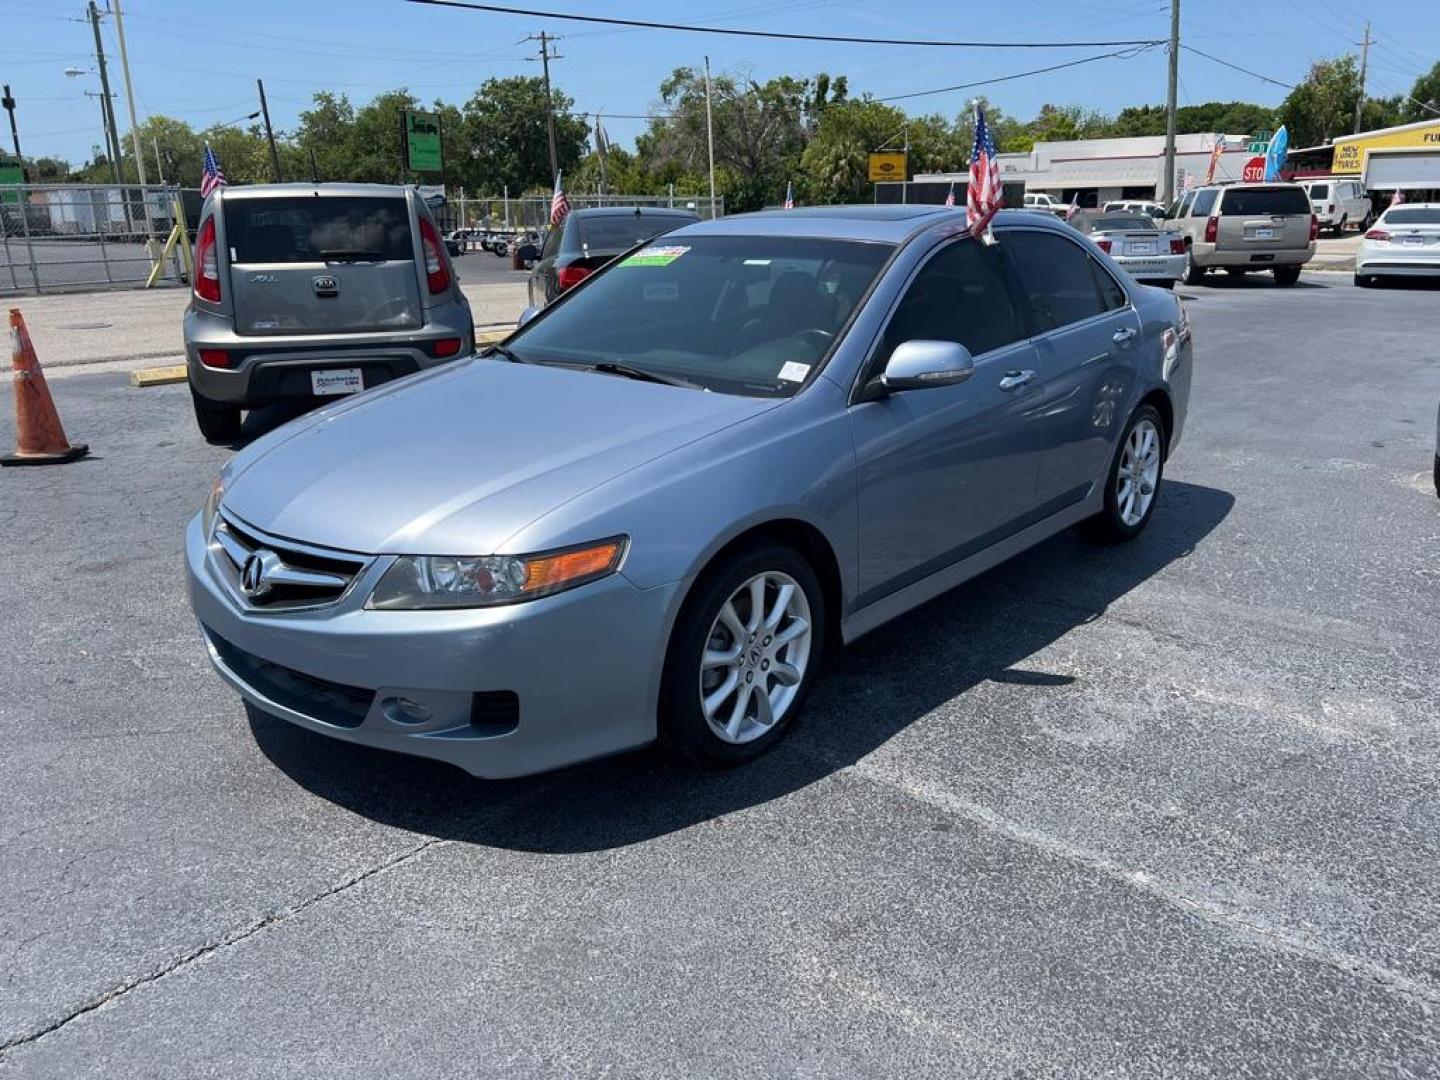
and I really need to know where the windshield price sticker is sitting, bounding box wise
[778,361,812,383]
[623,245,689,267]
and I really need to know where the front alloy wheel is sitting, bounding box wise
[660,545,826,767]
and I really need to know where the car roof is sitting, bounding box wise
[566,207,699,219]
[669,204,1058,243]
[218,182,411,201]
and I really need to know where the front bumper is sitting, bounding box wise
[184,300,474,406]
[185,512,682,778]
[1114,252,1185,281]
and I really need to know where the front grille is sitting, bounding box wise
[207,629,373,728]
[212,510,369,611]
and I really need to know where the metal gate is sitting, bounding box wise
[0,183,191,294]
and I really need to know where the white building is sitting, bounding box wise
[916,133,1259,207]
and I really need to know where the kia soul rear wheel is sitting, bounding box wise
[190,385,242,445]
[660,545,825,767]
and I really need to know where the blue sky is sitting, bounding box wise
[3,0,1438,170]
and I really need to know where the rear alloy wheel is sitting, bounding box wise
[1273,265,1302,287]
[1182,245,1205,285]
[1080,405,1166,543]
[660,545,825,767]
[190,385,242,445]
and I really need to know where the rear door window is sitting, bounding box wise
[1190,189,1218,217]
[1308,183,1330,199]
[224,196,413,263]
[1002,230,1108,332]
[1220,187,1310,216]
[575,215,689,253]
[876,238,1027,363]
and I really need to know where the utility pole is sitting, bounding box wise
[1354,21,1372,134]
[110,0,147,189]
[1162,0,1180,206]
[704,56,717,214]
[87,1,124,184]
[2,85,22,169]
[257,79,282,181]
[527,31,561,183]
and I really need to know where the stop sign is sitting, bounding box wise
[1242,155,1266,183]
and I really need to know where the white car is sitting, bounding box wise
[1355,203,1440,287]
[1088,212,1186,288]
[1023,192,1069,217]
[1304,178,1371,235]
[1104,200,1165,219]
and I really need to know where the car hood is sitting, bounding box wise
[223,358,780,555]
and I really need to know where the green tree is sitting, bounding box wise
[1109,101,1277,138]
[1405,61,1440,122]
[459,76,588,195]
[1278,56,1363,146]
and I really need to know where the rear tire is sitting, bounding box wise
[1181,245,1205,286]
[1355,273,1373,288]
[190,385,242,445]
[1079,404,1166,544]
[1332,215,1347,237]
[659,544,827,769]
[1273,265,1302,287]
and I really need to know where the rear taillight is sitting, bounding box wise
[418,217,451,295]
[432,337,463,358]
[1309,214,1319,242]
[1203,216,1218,244]
[1169,238,1185,254]
[194,217,220,303]
[197,348,233,369]
[1095,239,1112,254]
[1364,228,1391,241]
[556,264,594,291]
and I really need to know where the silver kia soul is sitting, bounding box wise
[184,183,474,443]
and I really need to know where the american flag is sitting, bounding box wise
[550,171,570,226]
[944,181,955,207]
[1391,189,1406,206]
[966,105,1003,240]
[783,181,794,210]
[200,143,226,199]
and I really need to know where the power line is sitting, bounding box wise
[874,45,1157,104]
[403,0,1164,48]
[1181,45,1295,90]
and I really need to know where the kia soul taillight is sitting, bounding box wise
[418,217,451,294]
[194,217,221,303]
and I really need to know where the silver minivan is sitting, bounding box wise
[185,183,474,443]
[1170,182,1316,286]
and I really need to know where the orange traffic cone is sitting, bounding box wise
[2,308,88,467]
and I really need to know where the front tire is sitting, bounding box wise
[1273,265,1302,286]
[190,385,242,444]
[1079,404,1166,544]
[659,544,826,768]
[1332,215,1347,237]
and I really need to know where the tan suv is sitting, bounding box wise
[1168,182,1316,286]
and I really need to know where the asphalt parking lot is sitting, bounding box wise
[2,273,1438,1077]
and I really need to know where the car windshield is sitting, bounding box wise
[507,235,894,397]
[1307,184,1330,198]
[1383,207,1440,225]
[1221,187,1311,216]
[1093,215,1156,231]
[224,196,413,263]
[576,215,692,253]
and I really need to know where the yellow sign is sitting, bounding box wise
[1331,120,1440,175]
[868,152,908,183]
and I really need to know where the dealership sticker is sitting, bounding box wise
[777,361,811,383]
[643,281,679,302]
[623,245,689,267]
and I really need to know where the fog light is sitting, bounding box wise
[382,696,433,725]
[432,337,463,358]
[198,348,233,369]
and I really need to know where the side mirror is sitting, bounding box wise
[517,305,540,329]
[879,340,975,393]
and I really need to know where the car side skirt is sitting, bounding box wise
[840,481,1103,644]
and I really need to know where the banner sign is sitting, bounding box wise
[867,152,908,183]
[402,110,443,173]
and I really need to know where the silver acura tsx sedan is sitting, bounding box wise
[187,206,1192,779]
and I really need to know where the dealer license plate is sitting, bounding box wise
[1127,241,1156,255]
[311,368,364,396]
[1253,227,1274,240]
[1403,236,1425,246]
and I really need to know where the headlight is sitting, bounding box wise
[368,537,627,610]
[202,475,224,535]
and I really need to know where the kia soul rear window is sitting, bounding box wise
[225,197,413,263]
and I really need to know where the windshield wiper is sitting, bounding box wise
[319,249,387,262]
[587,361,703,390]
[483,344,528,364]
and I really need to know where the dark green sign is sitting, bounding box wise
[403,110,443,173]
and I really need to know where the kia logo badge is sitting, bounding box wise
[312,274,338,296]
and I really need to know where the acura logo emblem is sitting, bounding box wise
[240,549,280,599]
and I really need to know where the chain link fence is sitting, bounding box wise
[453,193,725,234]
[1,183,193,294]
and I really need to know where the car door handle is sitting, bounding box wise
[998,369,1034,391]
[1112,327,1138,345]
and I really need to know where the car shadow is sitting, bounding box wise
[251,480,1235,853]
[224,400,322,449]
[1191,273,1330,290]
